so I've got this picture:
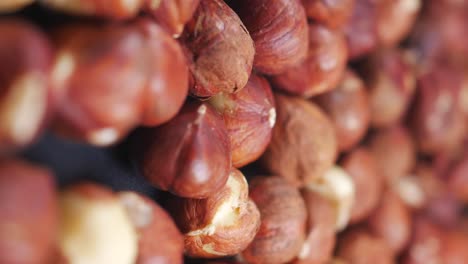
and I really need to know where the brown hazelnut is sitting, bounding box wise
[0,0,34,12]
[167,169,260,258]
[260,94,337,187]
[0,19,52,152]
[447,154,468,203]
[301,0,355,29]
[58,182,138,264]
[52,20,188,146]
[145,0,200,37]
[41,0,144,19]
[0,159,58,264]
[180,0,254,98]
[337,228,394,264]
[208,74,276,168]
[316,70,370,152]
[227,0,309,75]
[270,23,348,98]
[368,190,412,254]
[363,49,417,128]
[368,125,416,184]
[241,176,307,264]
[132,101,231,199]
[394,175,426,210]
[118,191,184,264]
[341,147,383,224]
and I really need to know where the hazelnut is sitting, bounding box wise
[394,175,426,210]
[304,166,355,231]
[316,70,370,152]
[58,182,138,264]
[40,0,144,19]
[167,169,260,258]
[52,20,188,146]
[0,0,35,12]
[260,94,337,187]
[241,176,307,264]
[181,0,254,98]
[118,191,184,264]
[0,19,52,152]
[208,74,276,168]
[341,147,383,224]
[402,217,444,264]
[447,155,468,203]
[227,0,308,75]
[337,228,394,264]
[368,190,412,254]
[145,0,200,37]
[270,23,348,98]
[368,125,416,184]
[301,0,355,29]
[0,159,58,264]
[132,102,231,199]
[363,49,417,128]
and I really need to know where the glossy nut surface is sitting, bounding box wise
[301,0,355,29]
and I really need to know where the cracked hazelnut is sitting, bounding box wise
[316,70,370,152]
[0,159,58,264]
[133,102,231,199]
[167,169,260,258]
[301,0,355,29]
[41,0,144,19]
[271,23,348,98]
[208,74,276,168]
[241,176,307,264]
[181,0,254,98]
[261,94,337,187]
[118,191,184,264]
[227,0,308,75]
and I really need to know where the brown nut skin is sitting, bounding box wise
[0,159,58,264]
[241,176,307,264]
[40,0,144,20]
[301,0,355,29]
[260,94,337,187]
[336,228,394,264]
[376,0,420,47]
[167,169,260,258]
[52,20,188,146]
[447,155,468,203]
[0,20,52,152]
[270,23,347,98]
[292,190,337,264]
[363,49,417,128]
[368,125,416,184]
[145,0,200,37]
[132,101,231,199]
[0,0,35,12]
[208,74,276,168]
[344,0,379,60]
[180,0,254,98]
[118,191,184,264]
[316,70,370,152]
[227,0,308,75]
[368,190,411,254]
[341,147,383,224]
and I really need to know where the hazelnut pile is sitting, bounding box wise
[0,0,468,264]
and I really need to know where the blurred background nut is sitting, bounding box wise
[0,0,35,12]
[447,154,468,203]
[208,74,276,168]
[118,191,184,264]
[145,0,200,37]
[316,70,370,152]
[40,0,145,20]
[271,23,348,98]
[181,0,254,98]
[301,0,355,29]
[241,176,307,264]
[227,0,308,75]
[0,159,57,264]
[132,102,231,199]
[58,182,138,264]
[340,147,383,224]
[0,19,53,152]
[261,94,337,187]
[167,169,260,258]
